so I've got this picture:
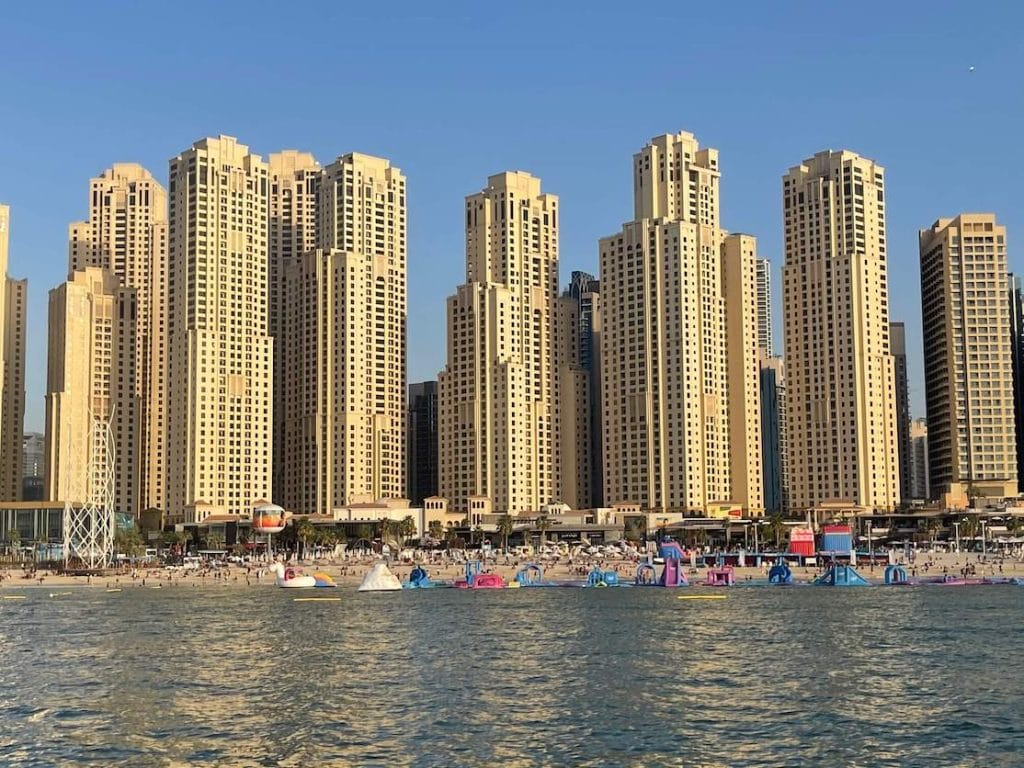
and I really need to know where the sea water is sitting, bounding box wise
[0,584,1021,766]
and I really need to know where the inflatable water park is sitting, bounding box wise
[333,527,1024,594]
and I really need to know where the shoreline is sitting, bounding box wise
[2,550,1021,590]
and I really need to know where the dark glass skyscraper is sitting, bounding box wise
[890,321,911,504]
[563,271,602,506]
[407,381,438,505]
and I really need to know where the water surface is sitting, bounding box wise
[0,584,1020,766]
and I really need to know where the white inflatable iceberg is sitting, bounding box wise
[358,562,403,592]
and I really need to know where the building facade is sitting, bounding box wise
[599,131,761,514]
[67,164,168,511]
[438,172,560,514]
[760,356,788,514]
[723,233,765,514]
[909,418,929,501]
[890,321,912,506]
[22,432,44,502]
[782,150,900,512]
[920,213,1016,500]
[407,381,438,506]
[45,268,138,511]
[166,136,273,522]
[555,293,592,510]
[755,257,773,356]
[563,271,603,506]
[1009,274,1024,487]
[279,153,407,514]
[0,205,27,503]
[268,151,320,500]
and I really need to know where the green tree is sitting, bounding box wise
[355,523,374,549]
[496,514,515,551]
[203,531,226,552]
[765,514,788,549]
[428,520,444,541]
[294,518,316,559]
[1007,516,1022,536]
[536,514,551,545]
[471,524,484,546]
[961,515,981,542]
[114,528,144,557]
[398,515,418,548]
[5,528,21,552]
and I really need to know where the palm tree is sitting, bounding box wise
[4,528,21,554]
[1007,516,1023,536]
[398,515,418,548]
[766,513,787,549]
[355,523,373,550]
[114,528,144,557]
[961,514,981,542]
[536,514,551,545]
[294,518,316,560]
[378,518,400,550]
[496,514,515,551]
[428,520,444,541]
[204,531,226,553]
[471,524,484,546]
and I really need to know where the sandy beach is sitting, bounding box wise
[2,548,1023,592]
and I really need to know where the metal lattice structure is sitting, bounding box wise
[64,409,116,569]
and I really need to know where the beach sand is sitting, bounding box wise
[2,549,1022,591]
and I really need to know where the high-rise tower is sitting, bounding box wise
[166,136,272,521]
[439,172,560,514]
[0,205,27,502]
[67,164,167,512]
[280,153,407,512]
[782,150,900,512]
[890,321,912,505]
[920,214,1016,500]
[45,268,137,511]
[599,131,761,513]
[268,151,320,500]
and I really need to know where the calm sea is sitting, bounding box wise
[0,584,1021,767]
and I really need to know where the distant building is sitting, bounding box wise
[21,432,44,502]
[920,213,1016,500]
[599,131,762,515]
[45,267,138,512]
[890,321,911,503]
[68,164,167,512]
[562,271,602,507]
[280,153,407,513]
[407,381,438,505]
[755,257,773,356]
[0,204,27,503]
[782,150,899,512]
[909,419,929,501]
[438,172,561,515]
[760,357,788,514]
[1009,274,1024,486]
[166,136,272,522]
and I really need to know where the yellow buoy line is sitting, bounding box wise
[677,594,728,600]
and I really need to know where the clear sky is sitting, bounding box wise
[2,1,1022,432]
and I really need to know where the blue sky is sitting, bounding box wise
[2,1,1022,431]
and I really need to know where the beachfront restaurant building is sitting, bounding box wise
[0,500,86,559]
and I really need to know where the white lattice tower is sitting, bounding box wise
[64,408,116,569]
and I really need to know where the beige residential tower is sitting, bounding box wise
[439,172,561,514]
[165,136,272,522]
[67,164,167,512]
[782,150,900,512]
[280,153,407,513]
[919,213,1016,500]
[599,131,762,514]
